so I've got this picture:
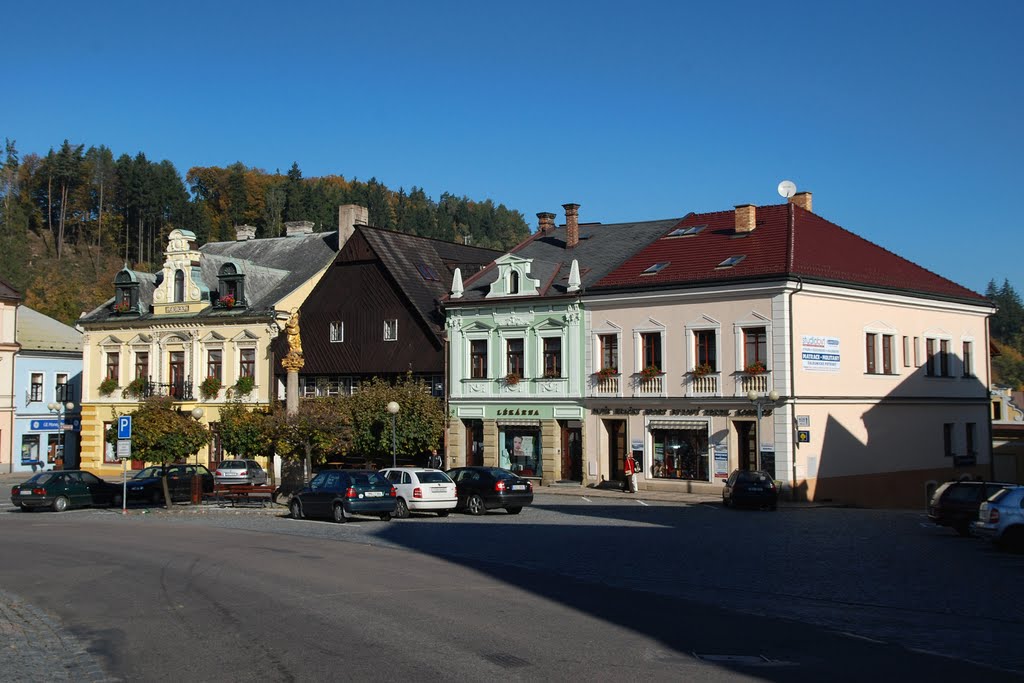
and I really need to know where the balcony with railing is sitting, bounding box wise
[593,373,621,397]
[686,371,720,397]
[635,372,665,397]
[736,371,769,396]
[143,379,195,401]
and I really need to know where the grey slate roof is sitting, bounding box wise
[0,276,20,301]
[359,227,501,336]
[16,306,82,353]
[79,231,339,324]
[450,217,684,303]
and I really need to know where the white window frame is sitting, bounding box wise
[29,372,44,403]
[593,327,622,375]
[685,316,722,373]
[330,321,344,343]
[961,336,975,377]
[733,313,771,374]
[633,319,667,375]
[863,322,898,376]
[538,329,566,379]
[384,319,398,342]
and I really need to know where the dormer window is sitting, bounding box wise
[113,267,140,314]
[217,262,245,309]
[509,271,520,295]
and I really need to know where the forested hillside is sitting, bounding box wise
[0,138,529,324]
[988,280,1024,389]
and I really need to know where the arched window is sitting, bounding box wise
[174,270,185,302]
[509,270,520,295]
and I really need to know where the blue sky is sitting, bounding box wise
[4,1,1021,296]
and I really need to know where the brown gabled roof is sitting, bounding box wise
[595,203,986,303]
[0,276,21,301]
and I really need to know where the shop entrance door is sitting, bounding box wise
[560,422,582,481]
[606,419,626,481]
[465,420,483,467]
[735,421,755,471]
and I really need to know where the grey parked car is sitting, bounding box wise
[214,459,268,486]
[974,486,1024,552]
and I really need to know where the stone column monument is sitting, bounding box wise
[280,308,304,416]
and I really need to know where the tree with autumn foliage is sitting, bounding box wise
[267,398,351,484]
[109,397,210,507]
[217,401,273,478]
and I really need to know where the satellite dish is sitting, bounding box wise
[777,180,797,199]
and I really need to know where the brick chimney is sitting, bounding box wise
[563,203,580,248]
[285,220,315,237]
[338,204,369,245]
[734,204,756,233]
[537,212,556,233]
[235,224,256,241]
[789,191,812,212]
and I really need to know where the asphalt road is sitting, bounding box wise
[0,494,1021,682]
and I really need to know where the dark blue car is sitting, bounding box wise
[722,469,779,510]
[289,470,397,523]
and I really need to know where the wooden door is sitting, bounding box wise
[735,421,755,471]
[465,420,483,467]
[561,423,582,481]
[607,420,626,481]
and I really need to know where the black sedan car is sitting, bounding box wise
[447,466,534,515]
[289,470,397,523]
[11,470,123,511]
[127,464,214,504]
[722,469,779,510]
[927,480,1015,536]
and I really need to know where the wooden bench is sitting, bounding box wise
[203,484,277,508]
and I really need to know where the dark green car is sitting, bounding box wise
[10,470,123,512]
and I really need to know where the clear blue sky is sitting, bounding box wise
[4,1,1021,296]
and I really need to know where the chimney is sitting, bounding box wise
[734,204,756,233]
[338,204,369,245]
[788,191,812,212]
[284,220,315,237]
[235,224,256,241]
[563,203,580,249]
[537,212,556,233]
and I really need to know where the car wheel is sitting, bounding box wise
[379,512,392,522]
[466,494,486,516]
[394,498,410,519]
[52,496,69,513]
[290,500,303,520]
[436,510,450,518]
[332,503,347,524]
[505,506,523,515]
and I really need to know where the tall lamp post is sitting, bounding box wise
[387,401,400,468]
[746,390,779,472]
[47,401,75,469]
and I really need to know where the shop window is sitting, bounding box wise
[470,340,488,379]
[542,337,561,378]
[20,434,40,466]
[651,428,709,481]
[47,434,61,465]
[507,338,524,376]
[499,429,541,477]
[30,373,43,402]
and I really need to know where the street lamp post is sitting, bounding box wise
[746,390,779,472]
[47,401,75,469]
[386,401,400,468]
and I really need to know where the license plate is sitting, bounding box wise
[19,490,31,495]
[748,487,762,492]
[512,484,526,490]
[431,487,446,493]
[365,491,383,497]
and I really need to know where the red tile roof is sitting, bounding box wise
[594,203,985,302]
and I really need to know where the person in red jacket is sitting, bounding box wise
[624,453,638,493]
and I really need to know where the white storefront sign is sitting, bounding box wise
[801,335,841,372]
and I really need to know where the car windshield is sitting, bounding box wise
[416,471,452,484]
[133,467,165,479]
[737,471,772,484]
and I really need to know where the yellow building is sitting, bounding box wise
[77,211,365,478]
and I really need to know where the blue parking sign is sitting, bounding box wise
[117,416,132,440]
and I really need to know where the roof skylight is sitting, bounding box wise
[666,225,706,238]
[717,255,746,268]
[641,262,670,275]
[416,263,440,281]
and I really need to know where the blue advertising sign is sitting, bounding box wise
[117,415,132,440]
[29,419,61,431]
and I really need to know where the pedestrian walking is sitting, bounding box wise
[429,449,442,469]
[624,452,638,493]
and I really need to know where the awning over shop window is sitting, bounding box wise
[648,419,708,431]
[497,420,542,427]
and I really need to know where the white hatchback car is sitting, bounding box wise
[380,468,457,518]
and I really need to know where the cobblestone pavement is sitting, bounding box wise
[0,588,118,682]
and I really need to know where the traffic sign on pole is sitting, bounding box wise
[117,416,132,440]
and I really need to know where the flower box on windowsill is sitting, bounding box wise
[504,373,521,386]
[596,367,620,380]
[744,361,767,375]
[112,301,133,314]
[639,365,664,380]
[691,363,714,377]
